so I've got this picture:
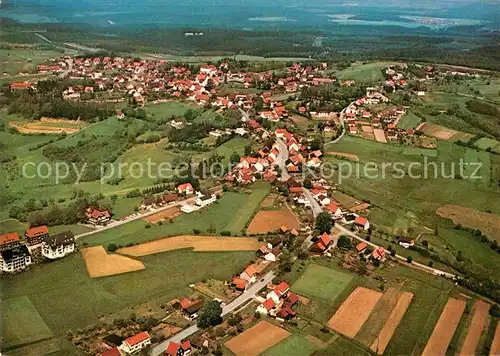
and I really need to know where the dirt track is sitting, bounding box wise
[459,300,490,356]
[421,298,466,356]
[246,207,300,234]
[143,207,181,223]
[117,235,262,256]
[371,292,413,355]
[9,118,83,134]
[224,321,290,356]
[490,322,500,356]
[328,151,359,161]
[81,245,145,278]
[328,287,382,338]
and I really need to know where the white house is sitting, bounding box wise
[354,216,370,231]
[181,205,196,213]
[266,281,290,304]
[119,331,151,354]
[0,232,32,272]
[41,231,75,260]
[177,183,194,195]
[306,157,321,168]
[256,298,276,315]
[195,193,216,207]
[240,265,257,284]
[326,203,342,218]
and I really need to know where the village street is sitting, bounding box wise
[150,271,276,355]
[74,188,222,240]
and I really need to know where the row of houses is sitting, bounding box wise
[0,227,75,273]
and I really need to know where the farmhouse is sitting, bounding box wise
[119,331,151,354]
[41,231,76,260]
[240,264,258,284]
[165,340,192,356]
[0,232,32,272]
[177,183,194,195]
[371,247,386,261]
[326,203,342,217]
[355,241,368,253]
[177,298,203,319]
[195,193,216,207]
[86,208,111,225]
[256,298,277,316]
[97,347,121,356]
[232,277,248,291]
[266,281,290,304]
[310,233,332,254]
[24,225,49,247]
[354,216,370,231]
[398,236,415,248]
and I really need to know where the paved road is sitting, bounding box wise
[335,224,456,279]
[58,58,73,79]
[75,189,221,240]
[150,271,276,355]
[302,188,323,218]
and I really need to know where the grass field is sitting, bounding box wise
[402,147,438,157]
[397,112,422,130]
[262,334,318,356]
[291,264,353,303]
[79,190,260,246]
[220,182,271,233]
[474,137,500,153]
[0,48,63,75]
[1,296,53,349]
[335,61,393,82]
[145,101,194,119]
[313,336,373,356]
[0,249,254,338]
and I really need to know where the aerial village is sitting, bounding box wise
[2,55,491,356]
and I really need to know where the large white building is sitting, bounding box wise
[0,232,32,272]
[195,193,216,207]
[119,331,151,354]
[42,231,75,260]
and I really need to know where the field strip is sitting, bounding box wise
[490,322,500,356]
[117,235,262,256]
[370,292,414,355]
[421,298,466,356]
[224,320,290,356]
[82,246,145,278]
[328,151,359,161]
[459,300,490,355]
[328,287,383,338]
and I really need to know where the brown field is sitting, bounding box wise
[246,207,300,234]
[362,125,374,133]
[417,122,474,141]
[224,320,290,356]
[9,117,84,134]
[117,235,262,257]
[357,288,402,346]
[81,246,145,278]
[290,115,310,126]
[362,131,376,140]
[370,292,414,354]
[437,204,500,242]
[459,300,491,356]
[260,195,276,208]
[328,287,383,338]
[143,207,181,223]
[490,322,500,356]
[328,151,359,161]
[162,325,182,338]
[349,203,371,212]
[421,298,466,356]
[373,129,387,143]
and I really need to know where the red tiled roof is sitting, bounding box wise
[262,298,276,311]
[232,278,247,290]
[326,203,340,214]
[354,216,368,226]
[25,225,48,238]
[287,292,299,305]
[99,347,121,356]
[181,340,191,351]
[275,281,289,295]
[123,331,150,347]
[356,242,367,252]
[0,232,20,246]
[166,342,180,356]
[319,233,331,247]
[178,183,193,192]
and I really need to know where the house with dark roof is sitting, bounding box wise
[24,225,49,247]
[0,232,32,272]
[41,231,75,260]
[165,340,192,356]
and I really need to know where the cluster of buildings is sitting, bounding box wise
[255,281,299,320]
[342,88,411,143]
[0,226,75,273]
[97,331,152,356]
